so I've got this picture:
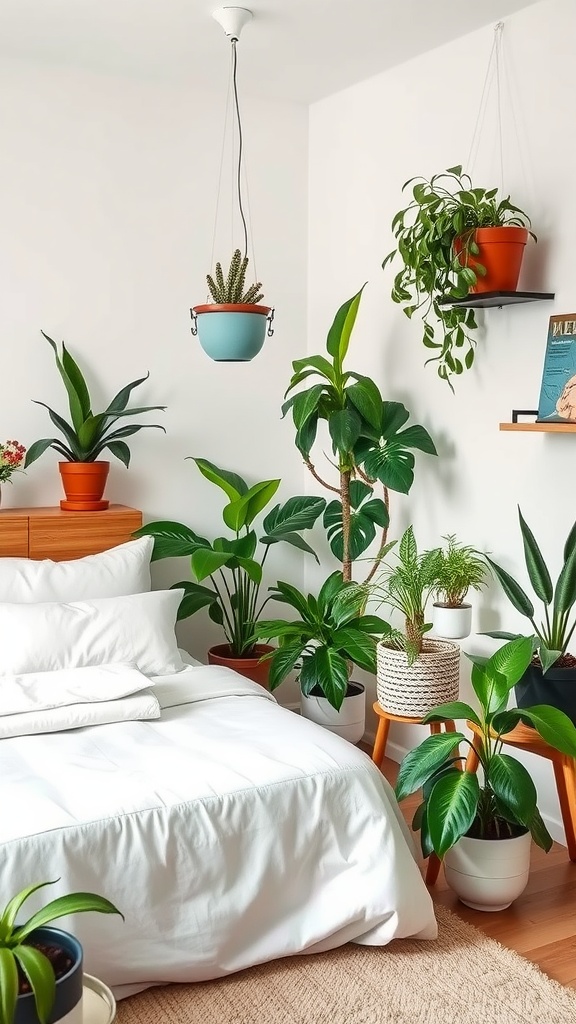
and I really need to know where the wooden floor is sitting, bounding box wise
[380,753,576,989]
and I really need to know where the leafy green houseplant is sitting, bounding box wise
[261,287,437,731]
[135,459,325,681]
[24,332,165,510]
[485,507,576,724]
[395,637,576,909]
[431,534,489,640]
[0,880,122,1024]
[191,250,272,363]
[382,165,535,387]
[370,526,460,718]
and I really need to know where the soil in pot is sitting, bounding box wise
[17,942,73,995]
[207,644,273,687]
[515,655,576,727]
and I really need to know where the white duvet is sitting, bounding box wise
[0,664,437,997]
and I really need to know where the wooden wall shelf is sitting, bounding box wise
[499,422,576,433]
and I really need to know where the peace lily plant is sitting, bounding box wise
[0,881,121,1024]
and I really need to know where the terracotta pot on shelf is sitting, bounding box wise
[454,226,529,294]
[207,643,274,688]
[59,461,110,512]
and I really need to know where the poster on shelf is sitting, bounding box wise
[537,314,576,422]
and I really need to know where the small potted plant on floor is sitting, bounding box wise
[191,249,274,362]
[269,285,437,735]
[371,526,461,718]
[382,165,536,387]
[431,534,489,640]
[485,507,576,725]
[135,459,325,686]
[24,333,166,511]
[395,636,576,911]
[0,880,122,1024]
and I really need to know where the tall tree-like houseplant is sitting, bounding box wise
[396,637,576,910]
[191,249,274,362]
[485,507,576,725]
[255,287,437,733]
[383,165,535,387]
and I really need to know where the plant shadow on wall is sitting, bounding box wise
[23,332,166,511]
[383,165,535,389]
[395,636,576,911]
[254,286,438,737]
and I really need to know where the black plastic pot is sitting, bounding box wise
[14,927,83,1024]
[515,663,576,727]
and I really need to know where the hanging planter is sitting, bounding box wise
[191,251,274,362]
[453,226,529,294]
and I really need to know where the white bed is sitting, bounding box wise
[0,661,437,997]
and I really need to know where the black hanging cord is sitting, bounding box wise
[231,38,249,259]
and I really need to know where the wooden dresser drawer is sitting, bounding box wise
[0,505,143,560]
[0,516,29,557]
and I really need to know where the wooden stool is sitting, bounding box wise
[371,702,458,886]
[465,720,576,862]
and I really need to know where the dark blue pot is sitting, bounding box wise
[191,303,273,362]
[14,927,83,1024]
[515,663,576,727]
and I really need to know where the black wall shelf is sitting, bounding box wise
[438,291,555,310]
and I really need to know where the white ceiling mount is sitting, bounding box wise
[212,7,253,42]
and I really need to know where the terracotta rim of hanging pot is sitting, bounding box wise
[193,303,272,315]
[59,460,110,512]
[454,225,528,294]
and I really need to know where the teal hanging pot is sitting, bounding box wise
[191,303,274,362]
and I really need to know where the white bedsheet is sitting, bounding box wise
[0,664,437,997]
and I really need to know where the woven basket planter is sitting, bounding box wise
[376,638,460,717]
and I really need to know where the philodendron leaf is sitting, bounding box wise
[133,521,209,560]
[488,753,536,828]
[192,458,248,501]
[268,640,306,691]
[395,732,467,801]
[262,496,325,536]
[423,701,480,728]
[223,479,281,532]
[427,769,480,858]
[299,647,349,711]
[518,705,576,758]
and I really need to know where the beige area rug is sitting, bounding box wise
[116,905,576,1024]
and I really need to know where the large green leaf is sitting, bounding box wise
[554,536,576,618]
[134,521,209,560]
[223,479,280,532]
[380,401,410,437]
[469,662,507,715]
[317,571,346,617]
[262,496,325,537]
[330,583,366,628]
[423,700,480,728]
[395,732,467,801]
[32,402,83,459]
[330,626,377,672]
[61,342,92,421]
[14,893,122,942]
[193,458,248,501]
[324,488,389,562]
[396,424,438,456]
[105,372,150,414]
[427,770,480,857]
[346,377,383,430]
[261,531,319,561]
[488,754,536,827]
[172,581,219,620]
[299,647,349,711]
[190,548,233,581]
[486,556,535,619]
[325,286,365,369]
[290,384,327,431]
[0,948,18,1024]
[107,440,131,467]
[518,508,553,604]
[24,437,73,468]
[268,581,314,621]
[527,807,553,852]
[518,705,576,758]
[0,882,55,941]
[90,423,165,459]
[361,441,416,494]
[487,636,534,689]
[328,407,362,454]
[290,354,335,384]
[42,332,86,434]
[268,639,307,691]
[13,946,55,1024]
[295,412,319,458]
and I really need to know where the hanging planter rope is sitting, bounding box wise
[192,8,274,362]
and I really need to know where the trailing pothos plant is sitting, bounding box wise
[135,459,325,658]
[282,285,437,584]
[382,165,535,388]
[484,507,576,672]
[395,636,576,858]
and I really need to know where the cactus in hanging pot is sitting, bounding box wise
[191,249,274,362]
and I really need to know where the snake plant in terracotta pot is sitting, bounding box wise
[255,286,437,736]
[191,249,274,362]
[396,636,576,910]
[383,165,535,388]
[24,333,166,511]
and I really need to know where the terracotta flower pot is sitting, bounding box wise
[454,226,528,293]
[207,643,274,687]
[59,461,110,512]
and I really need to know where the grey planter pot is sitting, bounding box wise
[515,663,576,727]
[14,927,83,1024]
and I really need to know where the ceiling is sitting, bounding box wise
[0,0,539,103]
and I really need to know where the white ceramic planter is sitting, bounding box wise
[443,831,531,911]
[300,682,365,743]
[432,603,472,640]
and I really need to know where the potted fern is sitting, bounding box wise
[382,165,535,388]
[431,534,489,640]
[191,249,274,362]
[24,333,166,511]
[372,526,461,717]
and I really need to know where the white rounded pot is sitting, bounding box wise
[376,639,460,717]
[300,682,365,743]
[432,603,472,640]
[443,832,531,911]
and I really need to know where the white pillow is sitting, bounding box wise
[0,536,153,603]
[0,589,185,676]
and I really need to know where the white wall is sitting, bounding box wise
[0,58,309,664]
[308,0,576,840]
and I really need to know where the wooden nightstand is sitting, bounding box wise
[0,505,142,560]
